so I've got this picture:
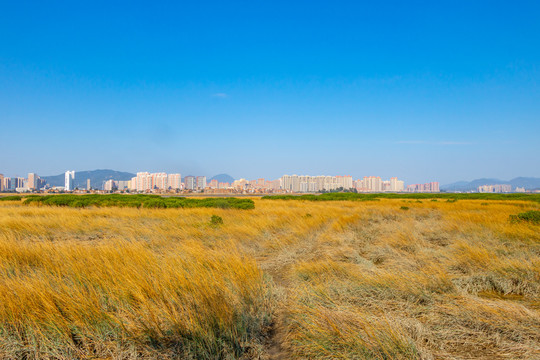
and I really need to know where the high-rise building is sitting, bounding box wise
[184,176,196,190]
[15,178,25,189]
[429,182,440,192]
[280,175,292,191]
[10,178,21,190]
[104,179,116,191]
[3,177,11,191]
[335,175,353,190]
[291,175,300,192]
[130,176,138,191]
[133,172,152,191]
[87,179,91,190]
[389,177,405,192]
[116,181,130,190]
[390,177,398,191]
[196,176,207,190]
[65,171,75,191]
[38,178,47,190]
[0,174,3,191]
[167,174,182,190]
[153,173,168,190]
[28,173,39,190]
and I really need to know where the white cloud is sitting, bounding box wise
[212,93,228,98]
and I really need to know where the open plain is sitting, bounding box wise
[0,196,539,359]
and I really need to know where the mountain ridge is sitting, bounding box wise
[442,177,540,191]
[209,174,235,183]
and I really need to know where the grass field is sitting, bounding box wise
[0,196,539,359]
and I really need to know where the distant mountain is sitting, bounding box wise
[509,177,540,189]
[442,177,540,191]
[210,174,235,184]
[43,169,135,189]
[442,178,505,192]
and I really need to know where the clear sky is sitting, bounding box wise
[1,1,539,184]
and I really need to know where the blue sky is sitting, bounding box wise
[1,1,539,184]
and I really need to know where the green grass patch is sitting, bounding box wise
[0,195,23,201]
[210,215,224,226]
[20,194,255,210]
[509,210,540,224]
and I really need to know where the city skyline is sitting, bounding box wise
[1,2,539,184]
[0,169,435,193]
[2,167,540,189]
[5,168,536,194]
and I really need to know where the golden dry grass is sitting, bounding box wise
[0,198,539,359]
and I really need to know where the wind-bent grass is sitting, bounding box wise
[0,239,272,359]
[0,206,271,359]
[0,198,539,359]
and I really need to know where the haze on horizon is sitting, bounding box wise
[1,1,539,184]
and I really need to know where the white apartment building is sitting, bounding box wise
[153,173,168,190]
[184,176,196,190]
[168,173,182,190]
[389,177,405,192]
[280,174,355,193]
[196,176,206,190]
[28,173,39,190]
[129,172,182,191]
[104,179,116,191]
[65,170,75,191]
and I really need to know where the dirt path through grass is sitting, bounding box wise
[256,219,334,359]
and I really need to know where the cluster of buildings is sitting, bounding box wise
[0,173,46,192]
[278,175,438,193]
[231,178,281,191]
[4,170,540,195]
[98,173,202,192]
[1,170,444,194]
[406,182,440,193]
[129,172,182,192]
[477,184,513,193]
[281,175,353,192]
[355,176,406,192]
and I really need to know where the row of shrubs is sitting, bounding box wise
[2,194,255,209]
[262,192,540,203]
[0,195,23,201]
